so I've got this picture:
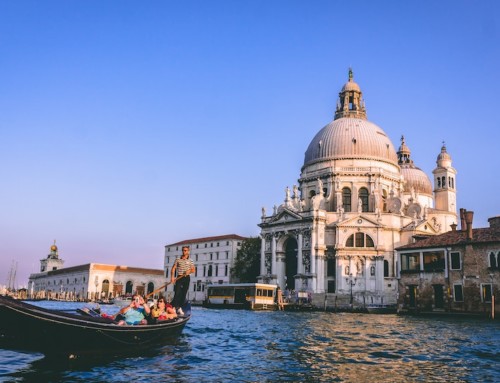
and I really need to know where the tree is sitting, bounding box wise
[231,237,261,283]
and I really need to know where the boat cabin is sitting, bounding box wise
[204,283,277,310]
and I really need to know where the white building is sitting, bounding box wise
[28,242,166,300]
[258,70,457,308]
[164,234,246,302]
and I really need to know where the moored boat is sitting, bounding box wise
[203,283,277,310]
[0,295,190,356]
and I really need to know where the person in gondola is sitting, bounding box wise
[116,293,151,325]
[151,295,177,323]
[170,245,195,316]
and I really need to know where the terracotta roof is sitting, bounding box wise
[166,234,248,247]
[397,227,500,250]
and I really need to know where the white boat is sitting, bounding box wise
[203,283,277,310]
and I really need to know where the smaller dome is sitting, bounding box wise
[401,165,433,195]
[437,144,451,161]
[51,245,58,251]
[436,143,452,168]
[341,80,361,92]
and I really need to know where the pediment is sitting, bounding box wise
[270,208,303,224]
[402,219,441,234]
[335,214,383,229]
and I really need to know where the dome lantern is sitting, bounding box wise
[334,68,367,120]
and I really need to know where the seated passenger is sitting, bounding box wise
[151,296,177,322]
[117,294,151,325]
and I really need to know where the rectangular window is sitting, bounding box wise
[423,250,445,271]
[453,285,464,302]
[482,284,492,303]
[210,253,213,260]
[355,233,364,247]
[450,252,461,270]
[216,252,219,260]
[226,251,229,259]
[401,253,420,271]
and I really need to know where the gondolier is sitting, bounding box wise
[170,245,195,316]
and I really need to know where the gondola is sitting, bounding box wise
[0,295,191,356]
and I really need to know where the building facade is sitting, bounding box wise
[164,234,246,302]
[28,243,166,300]
[396,210,500,316]
[258,70,458,308]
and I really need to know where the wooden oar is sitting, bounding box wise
[145,274,186,299]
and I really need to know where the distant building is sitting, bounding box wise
[396,210,500,317]
[258,70,458,308]
[28,242,166,300]
[164,234,247,302]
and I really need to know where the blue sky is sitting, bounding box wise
[1,1,499,287]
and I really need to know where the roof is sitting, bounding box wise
[397,227,500,251]
[303,117,398,167]
[166,234,247,247]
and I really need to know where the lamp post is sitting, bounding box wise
[346,273,357,307]
[94,276,99,301]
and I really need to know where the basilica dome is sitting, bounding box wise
[303,118,398,166]
[303,70,399,168]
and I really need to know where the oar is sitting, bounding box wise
[145,274,186,299]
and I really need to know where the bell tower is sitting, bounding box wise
[40,240,64,272]
[432,143,457,213]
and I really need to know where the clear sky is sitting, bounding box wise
[1,1,499,288]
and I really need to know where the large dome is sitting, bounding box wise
[303,117,399,166]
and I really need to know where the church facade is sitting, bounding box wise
[258,70,457,307]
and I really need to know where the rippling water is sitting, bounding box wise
[0,302,499,382]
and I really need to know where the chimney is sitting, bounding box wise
[464,210,474,240]
[488,216,500,229]
[460,208,466,231]
[450,223,457,232]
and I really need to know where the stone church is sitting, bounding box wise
[258,70,457,307]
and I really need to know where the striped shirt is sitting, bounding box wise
[174,257,194,276]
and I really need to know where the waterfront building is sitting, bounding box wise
[28,242,166,300]
[258,70,457,308]
[396,210,500,316]
[164,234,247,302]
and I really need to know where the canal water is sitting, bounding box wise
[0,302,498,382]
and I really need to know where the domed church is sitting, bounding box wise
[258,70,457,306]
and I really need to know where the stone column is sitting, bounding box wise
[260,234,266,276]
[271,234,277,278]
[297,232,303,274]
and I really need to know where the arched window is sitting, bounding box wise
[342,187,351,212]
[125,281,133,294]
[384,260,389,277]
[359,187,369,212]
[147,282,154,295]
[345,233,375,248]
[370,265,375,276]
[208,265,213,277]
[441,176,445,188]
[309,190,316,199]
[437,177,441,188]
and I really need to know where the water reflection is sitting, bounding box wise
[1,305,499,382]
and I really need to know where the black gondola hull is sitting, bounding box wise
[0,296,190,355]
